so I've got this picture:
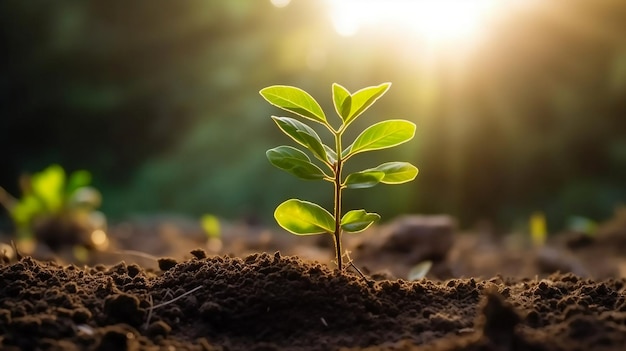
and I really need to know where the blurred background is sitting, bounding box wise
[1,0,625,233]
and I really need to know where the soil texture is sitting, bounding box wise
[1,252,626,351]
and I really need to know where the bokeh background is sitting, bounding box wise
[1,0,625,232]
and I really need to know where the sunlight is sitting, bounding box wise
[328,0,502,43]
[270,0,291,8]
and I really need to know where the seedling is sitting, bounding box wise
[529,211,547,247]
[200,214,222,253]
[0,164,105,252]
[260,83,418,270]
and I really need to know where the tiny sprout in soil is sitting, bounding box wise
[260,83,418,270]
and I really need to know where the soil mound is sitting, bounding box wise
[1,253,625,350]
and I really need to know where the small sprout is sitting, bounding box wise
[261,83,418,270]
[200,214,221,239]
[200,214,222,253]
[530,211,547,247]
[408,260,433,281]
[0,164,106,248]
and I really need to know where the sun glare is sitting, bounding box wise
[328,0,502,43]
[270,0,291,8]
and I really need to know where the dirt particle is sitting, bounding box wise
[476,290,521,347]
[104,293,144,327]
[0,309,11,324]
[147,320,172,337]
[191,249,208,259]
[158,258,178,271]
[127,264,141,277]
[96,326,139,351]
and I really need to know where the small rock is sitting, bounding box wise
[104,293,144,327]
[380,215,455,264]
[147,320,172,337]
[157,258,178,271]
[190,249,207,259]
[535,247,588,277]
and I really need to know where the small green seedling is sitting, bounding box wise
[260,83,418,270]
[0,164,104,253]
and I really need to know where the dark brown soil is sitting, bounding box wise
[1,252,626,351]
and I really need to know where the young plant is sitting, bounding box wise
[0,164,105,252]
[260,83,418,270]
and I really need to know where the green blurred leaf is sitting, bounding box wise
[10,195,43,226]
[340,209,380,233]
[332,83,351,121]
[366,162,418,184]
[274,199,334,235]
[31,164,66,212]
[271,116,327,162]
[260,86,327,125]
[266,146,328,180]
[345,120,415,156]
[344,82,390,125]
[343,171,385,189]
[201,214,221,238]
[66,170,92,195]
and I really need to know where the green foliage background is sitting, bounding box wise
[1,0,625,230]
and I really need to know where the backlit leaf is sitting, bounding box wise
[366,162,418,184]
[332,83,351,121]
[274,199,335,235]
[324,145,337,164]
[260,86,327,125]
[341,209,380,233]
[266,146,328,180]
[343,171,385,189]
[346,120,415,156]
[271,116,327,162]
[344,82,390,125]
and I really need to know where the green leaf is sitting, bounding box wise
[266,146,328,180]
[345,82,390,125]
[332,83,351,121]
[274,199,335,235]
[343,171,385,189]
[31,164,66,212]
[323,145,337,164]
[200,214,221,239]
[260,86,327,125]
[366,162,418,184]
[346,119,416,156]
[341,209,380,233]
[296,131,327,162]
[66,170,92,195]
[271,116,327,162]
[10,195,44,226]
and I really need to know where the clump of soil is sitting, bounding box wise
[1,252,626,350]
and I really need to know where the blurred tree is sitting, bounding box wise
[1,0,625,229]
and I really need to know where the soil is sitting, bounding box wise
[1,210,626,350]
[1,251,626,351]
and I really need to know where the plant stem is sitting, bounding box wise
[333,160,343,270]
[333,131,344,271]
